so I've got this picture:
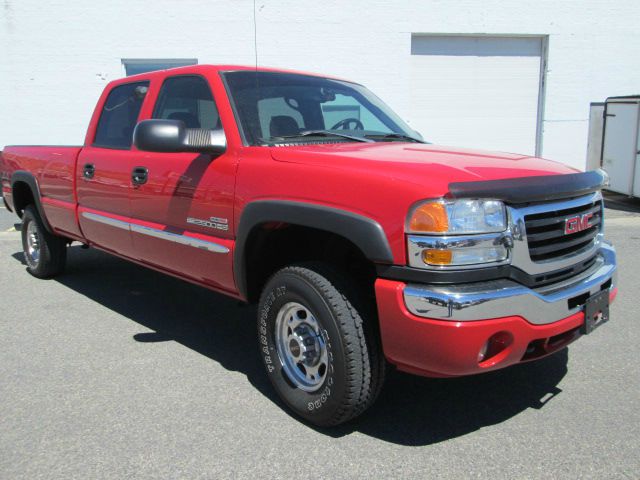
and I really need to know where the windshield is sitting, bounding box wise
[221,71,419,145]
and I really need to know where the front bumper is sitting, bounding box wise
[375,244,617,377]
[404,243,616,325]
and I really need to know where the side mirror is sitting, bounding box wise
[133,119,226,155]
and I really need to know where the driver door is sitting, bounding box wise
[129,74,237,291]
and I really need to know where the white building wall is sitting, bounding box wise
[1,0,639,170]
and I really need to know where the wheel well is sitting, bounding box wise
[11,181,34,217]
[244,223,377,305]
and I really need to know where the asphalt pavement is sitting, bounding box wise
[1,198,639,479]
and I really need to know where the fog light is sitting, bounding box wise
[422,249,452,265]
[478,342,489,362]
[478,331,514,366]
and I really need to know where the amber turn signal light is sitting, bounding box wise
[409,202,449,233]
[422,249,453,265]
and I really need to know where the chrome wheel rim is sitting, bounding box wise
[26,221,41,265]
[275,302,328,392]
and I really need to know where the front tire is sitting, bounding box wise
[257,263,384,426]
[21,205,67,278]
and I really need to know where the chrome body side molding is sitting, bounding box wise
[81,211,230,254]
[82,211,130,230]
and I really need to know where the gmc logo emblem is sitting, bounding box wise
[564,213,593,235]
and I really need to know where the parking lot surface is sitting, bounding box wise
[1,199,639,479]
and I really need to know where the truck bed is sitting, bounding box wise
[1,146,83,238]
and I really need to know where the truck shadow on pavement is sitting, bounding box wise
[12,245,568,446]
[347,350,566,445]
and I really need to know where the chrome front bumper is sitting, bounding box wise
[403,243,617,325]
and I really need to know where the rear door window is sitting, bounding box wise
[152,75,220,129]
[93,81,149,149]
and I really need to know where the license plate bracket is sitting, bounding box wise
[581,289,610,335]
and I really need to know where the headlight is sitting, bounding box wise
[406,198,510,269]
[407,199,507,234]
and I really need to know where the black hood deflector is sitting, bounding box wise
[448,170,606,204]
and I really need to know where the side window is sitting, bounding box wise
[94,81,149,149]
[153,76,220,130]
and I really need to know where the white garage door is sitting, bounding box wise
[410,35,545,156]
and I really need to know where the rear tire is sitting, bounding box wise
[257,262,385,426]
[21,205,67,278]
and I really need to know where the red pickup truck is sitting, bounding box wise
[0,65,617,426]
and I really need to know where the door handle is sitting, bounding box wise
[131,166,148,185]
[83,163,95,179]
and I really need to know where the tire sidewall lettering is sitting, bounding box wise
[258,274,346,420]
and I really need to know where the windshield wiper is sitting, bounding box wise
[363,133,426,143]
[265,130,373,144]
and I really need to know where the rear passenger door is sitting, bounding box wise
[129,75,237,291]
[77,81,149,257]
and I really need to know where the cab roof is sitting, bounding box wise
[120,64,346,84]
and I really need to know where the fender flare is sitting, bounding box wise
[11,170,53,233]
[234,200,394,299]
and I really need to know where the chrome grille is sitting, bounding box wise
[524,198,602,262]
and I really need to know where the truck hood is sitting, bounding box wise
[269,142,579,194]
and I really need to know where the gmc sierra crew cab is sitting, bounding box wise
[0,65,617,426]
